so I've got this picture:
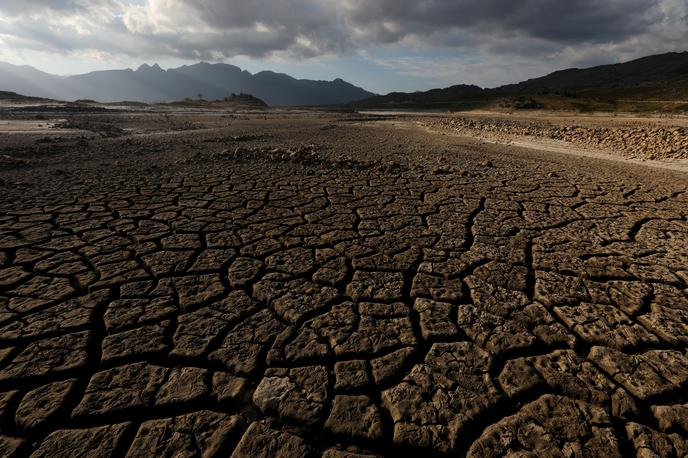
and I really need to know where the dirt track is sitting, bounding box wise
[0,110,686,457]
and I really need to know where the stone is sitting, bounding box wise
[625,422,687,458]
[172,291,259,358]
[212,372,249,404]
[0,290,108,341]
[253,366,328,426]
[209,309,288,376]
[231,421,315,458]
[0,436,23,457]
[651,403,688,434]
[457,304,537,356]
[72,363,208,418]
[347,271,404,302]
[468,395,621,457]
[16,379,77,430]
[126,411,244,458]
[413,298,458,339]
[371,347,415,386]
[589,346,688,401]
[325,395,384,441]
[0,331,90,381]
[382,342,502,453]
[173,274,225,311]
[101,321,169,363]
[227,257,264,287]
[334,360,370,392]
[103,297,177,332]
[554,303,659,349]
[638,305,688,346]
[498,350,638,418]
[31,423,131,458]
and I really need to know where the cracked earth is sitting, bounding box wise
[0,111,687,457]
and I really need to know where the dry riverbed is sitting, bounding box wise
[0,108,686,457]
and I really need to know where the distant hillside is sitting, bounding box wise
[0,62,375,106]
[0,90,52,103]
[353,85,484,109]
[167,93,269,109]
[498,51,688,99]
[353,51,688,109]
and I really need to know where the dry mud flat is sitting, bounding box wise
[0,111,687,457]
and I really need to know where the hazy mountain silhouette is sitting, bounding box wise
[0,62,375,106]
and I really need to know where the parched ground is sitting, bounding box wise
[0,110,687,457]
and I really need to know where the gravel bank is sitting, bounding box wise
[426,115,688,160]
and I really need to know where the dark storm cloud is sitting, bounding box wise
[113,0,351,57]
[0,0,684,67]
[345,0,662,44]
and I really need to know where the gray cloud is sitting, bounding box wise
[0,0,114,15]
[0,0,686,86]
[345,0,663,43]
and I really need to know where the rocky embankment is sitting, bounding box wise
[427,117,688,160]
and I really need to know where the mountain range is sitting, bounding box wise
[0,62,375,106]
[498,52,688,96]
[353,51,688,109]
[2,51,687,109]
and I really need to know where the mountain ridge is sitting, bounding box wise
[497,51,688,94]
[3,51,688,109]
[0,61,375,106]
[352,51,688,109]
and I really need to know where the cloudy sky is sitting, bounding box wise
[0,0,686,93]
